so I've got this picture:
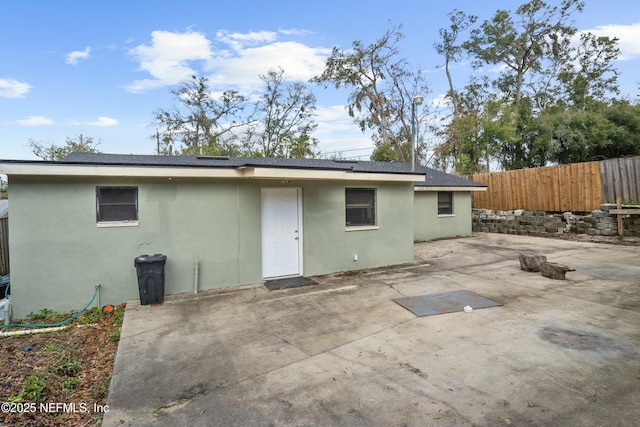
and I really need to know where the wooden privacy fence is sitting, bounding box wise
[0,217,8,276]
[599,157,640,204]
[469,158,638,213]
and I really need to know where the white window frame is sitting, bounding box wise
[345,188,378,229]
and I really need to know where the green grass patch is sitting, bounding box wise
[76,306,103,324]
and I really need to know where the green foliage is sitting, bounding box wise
[153,75,247,156]
[312,23,430,163]
[249,68,318,157]
[370,143,398,162]
[28,134,100,161]
[27,308,53,320]
[560,32,620,109]
[109,329,121,341]
[532,100,640,163]
[76,306,103,324]
[10,342,83,401]
[434,0,630,171]
[41,343,66,353]
[9,372,48,402]
[58,376,82,393]
[0,177,7,199]
[435,9,477,118]
[287,134,318,159]
[112,306,124,325]
[92,376,111,399]
[53,357,81,377]
[153,72,318,159]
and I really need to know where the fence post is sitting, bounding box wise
[616,198,624,240]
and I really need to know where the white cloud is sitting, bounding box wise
[278,28,313,37]
[313,105,374,157]
[66,47,91,65]
[583,22,640,60]
[87,116,118,127]
[125,28,330,94]
[429,93,452,110]
[215,30,278,52]
[207,41,330,90]
[126,31,213,92]
[314,105,354,133]
[0,78,32,98]
[17,115,54,126]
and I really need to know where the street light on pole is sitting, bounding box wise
[411,94,423,172]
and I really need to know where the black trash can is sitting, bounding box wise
[134,254,167,305]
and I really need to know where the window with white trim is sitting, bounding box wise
[97,187,138,222]
[438,191,453,215]
[346,188,376,226]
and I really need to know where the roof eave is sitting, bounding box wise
[414,185,487,192]
[0,161,425,182]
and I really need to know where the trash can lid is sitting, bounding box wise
[135,254,167,263]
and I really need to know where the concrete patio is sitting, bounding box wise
[104,233,640,426]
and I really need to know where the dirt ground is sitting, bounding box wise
[551,233,640,246]
[0,305,124,427]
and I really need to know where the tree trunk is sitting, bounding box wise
[519,254,547,272]
[540,262,575,280]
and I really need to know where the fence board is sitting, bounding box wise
[470,159,611,212]
[0,217,8,276]
[599,157,640,203]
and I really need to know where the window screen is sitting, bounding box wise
[438,191,453,215]
[346,188,376,226]
[97,187,138,222]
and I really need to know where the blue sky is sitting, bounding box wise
[2,0,640,161]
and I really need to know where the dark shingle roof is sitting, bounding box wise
[413,166,486,188]
[62,152,420,175]
[58,152,485,188]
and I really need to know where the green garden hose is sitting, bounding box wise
[0,285,99,329]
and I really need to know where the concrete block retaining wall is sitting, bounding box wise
[472,204,640,237]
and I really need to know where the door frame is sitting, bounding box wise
[260,187,304,279]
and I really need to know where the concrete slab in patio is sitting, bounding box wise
[103,233,640,427]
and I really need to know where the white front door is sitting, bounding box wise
[261,188,302,278]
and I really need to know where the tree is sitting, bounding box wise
[465,0,583,109]
[559,32,620,109]
[28,134,101,161]
[434,9,477,120]
[288,134,318,159]
[435,0,625,170]
[527,31,622,165]
[437,77,519,173]
[462,0,584,169]
[312,24,430,163]
[153,75,246,156]
[533,100,640,163]
[246,68,317,158]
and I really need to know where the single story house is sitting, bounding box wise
[413,169,487,241]
[0,153,484,317]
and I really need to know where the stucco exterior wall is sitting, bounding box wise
[413,191,472,241]
[302,181,414,275]
[8,176,414,317]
